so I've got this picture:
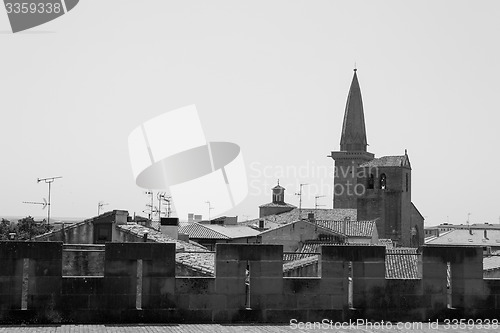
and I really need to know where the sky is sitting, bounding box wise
[0,1,499,226]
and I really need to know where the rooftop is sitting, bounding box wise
[258,220,346,238]
[242,208,357,229]
[179,222,261,239]
[178,223,230,240]
[483,256,500,272]
[359,155,410,168]
[315,219,377,238]
[425,229,500,246]
[117,223,214,276]
[259,202,297,208]
[282,242,420,279]
[385,248,420,279]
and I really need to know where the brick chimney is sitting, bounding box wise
[160,217,179,239]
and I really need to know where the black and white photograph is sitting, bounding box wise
[1,1,499,332]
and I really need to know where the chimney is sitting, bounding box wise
[194,215,202,222]
[308,213,315,223]
[114,210,129,225]
[224,216,237,225]
[259,219,265,229]
[160,217,179,239]
[343,216,349,235]
[188,213,194,222]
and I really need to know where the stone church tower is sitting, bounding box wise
[329,69,424,247]
[329,69,374,209]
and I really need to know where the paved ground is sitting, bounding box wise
[0,324,497,332]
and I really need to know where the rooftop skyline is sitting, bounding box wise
[1,1,499,226]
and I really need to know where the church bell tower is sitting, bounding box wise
[329,69,374,209]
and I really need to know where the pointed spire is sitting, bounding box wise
[340,69,368,151]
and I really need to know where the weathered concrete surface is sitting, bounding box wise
[0,242,497,324]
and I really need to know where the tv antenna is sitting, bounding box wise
[144,190,154,220]
[23,198,48,210]
[295,183,309,220]
[205,201,214,222]
[97,201,109,215]
[157,192,172,219]
[37,176,62,225]
[315,195,326,210]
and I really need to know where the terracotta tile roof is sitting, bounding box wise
[283,241,346,261]
[359,155,410,168]
[175,252,214,276]
[242,208,357,228]
[179,222,261,240]
[385,248,420,279]
[178,222,230,240]
[425,229,500,246]
[283,255,319,272]
[315,220,376,238]
[258,202,297,208]
[483,256,500,271]
[117,224,214,276]
[203,224,261,239]
[283,243,420,279]
[259,220,345,239]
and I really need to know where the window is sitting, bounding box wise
[379,173,386,190]
[406,174,409,192]
[368,174,374,189]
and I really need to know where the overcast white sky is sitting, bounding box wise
[1,1,499,226]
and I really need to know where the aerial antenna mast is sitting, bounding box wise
[315,195,326,210]
[37,176,62,225]
[144,190,154,220]
[295,183,309,220]
[97,201,109,215]
[205,201,214,222]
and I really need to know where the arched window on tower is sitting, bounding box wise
[379,173,387,190]
[368,174,374,189]
[406,174,409,192]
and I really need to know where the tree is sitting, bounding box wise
[15,216,52,240]
[0,218,11,240]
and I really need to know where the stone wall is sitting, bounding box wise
[0,242,497,324]
[62,245,105,277]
